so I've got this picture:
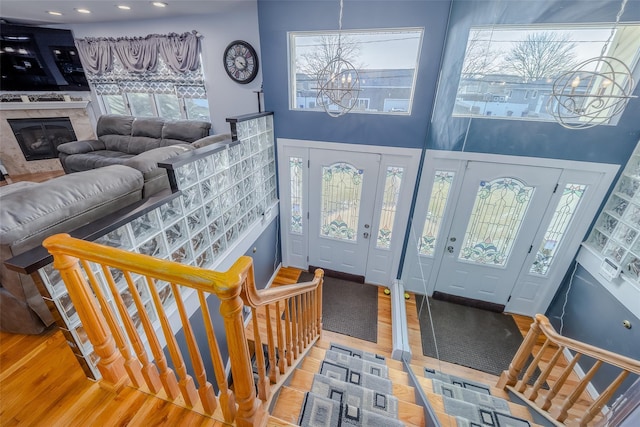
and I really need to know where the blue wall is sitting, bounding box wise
[258,0,452,149]
[257,0,640,399]
[546,264,640,397]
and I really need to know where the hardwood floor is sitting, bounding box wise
[0,266,595,426]
[0,170,65,187]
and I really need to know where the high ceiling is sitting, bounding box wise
[0,1,238,25]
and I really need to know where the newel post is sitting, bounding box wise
[217,270,267,427]
[497,317,541,389]
[43,234,128,392]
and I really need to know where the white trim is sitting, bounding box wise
[279,138,422,158]
[391,279,412,361]
[0,100,90,110]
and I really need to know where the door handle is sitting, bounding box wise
[363,232,370,239]
[447,246,454,253]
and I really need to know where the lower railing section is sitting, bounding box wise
[43,233,323,427]
[497,314,640,426]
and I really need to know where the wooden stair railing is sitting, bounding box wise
[240,265,324,403]
[497,314,640,426]
[42,233,323,427]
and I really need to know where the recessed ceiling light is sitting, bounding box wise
[47,11,63,16]
[117,5,131,10]
[75,8,91,14]
[152,2,168,8]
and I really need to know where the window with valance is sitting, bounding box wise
[75,31,210,120]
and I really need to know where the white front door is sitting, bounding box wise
[434,162,562,305]
[308,149,381,276]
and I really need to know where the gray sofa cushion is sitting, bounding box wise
[61,150,135,172]
[1,165,143,255]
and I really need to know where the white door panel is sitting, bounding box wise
[308,149,380,276]
[434,162,562,305]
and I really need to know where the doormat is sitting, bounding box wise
[298,271,378,343]
[416,295,546,386]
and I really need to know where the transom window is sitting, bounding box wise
[289,28,423,115]
[455,24,640,125]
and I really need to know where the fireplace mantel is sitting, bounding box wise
[0,101,90,111]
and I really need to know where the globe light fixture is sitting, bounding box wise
[547,0,636,129]
[316,0,361,118]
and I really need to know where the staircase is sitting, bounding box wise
[271,340,425,426]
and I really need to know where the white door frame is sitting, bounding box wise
[401,150,619,316]
[277,138,421,285]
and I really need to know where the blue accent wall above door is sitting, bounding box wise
[257,0,452,149]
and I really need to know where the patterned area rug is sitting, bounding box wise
[298,272,378,343]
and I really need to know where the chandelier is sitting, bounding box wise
[547,0,637,129]
[316,0,360,118]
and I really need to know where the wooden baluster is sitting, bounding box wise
[216,272,266,427]
[44,244,127,392]
[557,359,603,422]
[316,270,323,334]
[497,318,541,389]
[275,301,286,373]
[291,295,299,359]
[526,345,564,401]
[284,297,294,364]
[123,271,180,400]
[306,292,311,345]
[311,290,317,340]
[580,370,629,426]
[516,339,550,393]
[251,307,269,401]
[301,292,307,348]
[199,290,236,422]
[100,265,162,393]
[265,304,277,384]
[171,283,217,414]
[82,262,144,388]
[296,295,304,353]
[146,277,197,406]
[542,352,581,411]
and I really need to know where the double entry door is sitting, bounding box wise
[401,153,616,315]
[278,141,420,285]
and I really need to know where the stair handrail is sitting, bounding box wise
[534,314,640,373]
[498,313,640,426]
[43,233,268,427]
[238,264,324,403]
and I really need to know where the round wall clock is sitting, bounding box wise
[223,40,259,84]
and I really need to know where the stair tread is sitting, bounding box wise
[274,384,422,427]
[308,346,411,386]
[410,364,511,399]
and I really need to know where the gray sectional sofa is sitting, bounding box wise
[57,114,229,197]
[0,165,144,334]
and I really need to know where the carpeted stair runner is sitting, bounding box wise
[424,367,533,427]
[298,343,404,427]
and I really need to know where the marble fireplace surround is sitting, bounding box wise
[0,101,96,176]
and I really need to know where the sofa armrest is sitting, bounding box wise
[124,144,193,174]
[57,139,106,155]
[192,133,232,149]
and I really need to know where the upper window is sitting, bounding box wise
[289,28,423,115]
[455,24,640,125]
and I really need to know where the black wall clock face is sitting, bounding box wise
[223,40,259,84]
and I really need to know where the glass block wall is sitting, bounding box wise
[36,113,277,379]
[587,140,640,285]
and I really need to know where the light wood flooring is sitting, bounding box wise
[0,170,65,187]
[1,266,595,426]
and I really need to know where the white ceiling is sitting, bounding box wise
[0,1,239,25]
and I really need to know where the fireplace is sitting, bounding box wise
[7,117,77,161]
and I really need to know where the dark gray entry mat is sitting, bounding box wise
[298,271,378,343]
[416,295,534,378]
